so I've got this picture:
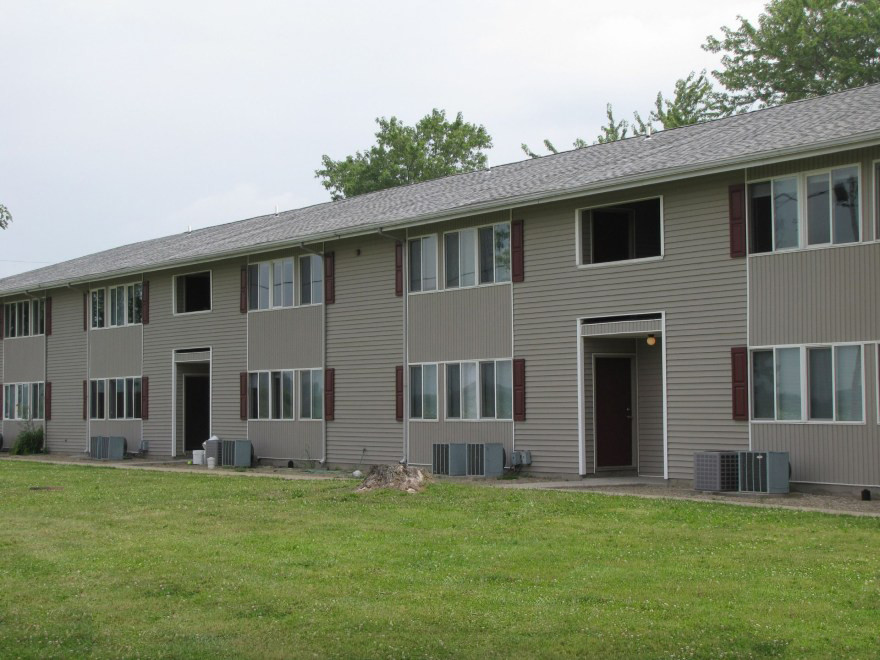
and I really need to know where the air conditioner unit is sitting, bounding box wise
[738,451,789,494]
[221,440,252,467]
[467,443,504,477]
[693,451,739,491]
[89,436,126,460]
[510,450,532,467]
[432,443,466,476]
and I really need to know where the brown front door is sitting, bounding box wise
[595,357,633,468]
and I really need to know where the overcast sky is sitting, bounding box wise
[0,0,766,278]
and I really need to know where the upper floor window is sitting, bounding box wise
[300,255,323,305]
[580,198,662,265]
[409,235,437,292]
[91,284,142,329]
[445,223,511,288]
[248,259,294,311]
[3,300,44,338]
[3,382,44,420]
[175,271,212,314]
[752,344,863,422]
[749,166,860,254]
[446,359,513,420]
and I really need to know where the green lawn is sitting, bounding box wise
[0,462,878,659]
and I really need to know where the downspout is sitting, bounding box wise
[67,282,90,453]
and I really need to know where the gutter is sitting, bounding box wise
[3,131,880,297]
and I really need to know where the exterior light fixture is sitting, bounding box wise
[646,334,657,346]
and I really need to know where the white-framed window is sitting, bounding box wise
[749,165,861,254]
[3,300,44,338]
[107,284,143,327]
[408,235,438,293]
[299,369,324,420]
[409,364,438,420]
[445,223,511,288]
[300,255,324,305]
[248,259,294,311]
[108,377,143,419]
[174,271,212,314]
[89,379,106,419]
[751,344,864,422]
[248,370,294,420]
[579,197,662,265]
[3,382,44,420]
[446,359,513,420]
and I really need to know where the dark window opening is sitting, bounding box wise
[582,198,661,264]
[749,182,773,253]
[176,272,211,313]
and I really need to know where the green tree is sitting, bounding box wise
[0,204,11,229]
[703,0,880,110]
[316,109,492,200]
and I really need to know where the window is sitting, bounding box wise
[752,345,863,422]
[3,300,44,337]
[2,382,44,420]
[107,284,143,327]
[750,166,860,253]
[445,224,510,288]
[299,369,324,420]
[409,364,438,420]
[300,255,323,305]
[580,198,662,265]
[408,235,437,292]
[107,377,142,419]
[248,370,294,420]
[175,271,211,313]
[90,379,106,420]
[446,359,512,420]
[91,289,105,328]
[248,259,294,311]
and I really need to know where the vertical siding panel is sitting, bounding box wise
[45,288,87,452]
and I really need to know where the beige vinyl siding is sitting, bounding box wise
[636,339,664,476]
[4,420,44,444]
[248,306,322,371]
[142,259,247,457]
[515,172,749,477]
[89,325,142,378]
[89,420,142,449]
[407,361,513,466]
[44,287,87,452]
[752,345,880,486]
[325,235,403,465]
[408,284,511,363]
[3,335,45,382]
[248,421,323,462]
[750,243,880,345]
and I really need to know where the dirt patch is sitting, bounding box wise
[356,465,430,493]
[29,486,63,491]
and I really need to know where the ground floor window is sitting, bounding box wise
[751,344,863,422]
[3,382,44,420]
[299,369,324,420]
[446,359,512,420]
[409,364,438,420]
[90,377,142,420]
[247,369,318,420]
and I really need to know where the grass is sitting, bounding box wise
[0,462,878,659]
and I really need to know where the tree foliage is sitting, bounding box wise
[703,0,880,111]
[316,109,492,200]
[0,204,11,230]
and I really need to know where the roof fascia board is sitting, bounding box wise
[5,131,880,297]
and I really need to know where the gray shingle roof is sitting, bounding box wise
[3,84,880,296]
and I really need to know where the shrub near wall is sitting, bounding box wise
[11,425,44,455]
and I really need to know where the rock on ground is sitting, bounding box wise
[356,464,430,493]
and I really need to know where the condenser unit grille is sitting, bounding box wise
[738,451,790,494]
[693,451,739,491]
[467,443,485,476]
[433,443,450,475]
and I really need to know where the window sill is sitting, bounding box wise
[750,419,866,426]
[748,240,871,258]
[90,324,143,332]
[576,255,664,270]
[172,309,213,317]
[247,304,322,314]
[409,418,440,423]
[0,334,45,340]
[408,281,511,296]
[444,418,514,423]
[248,418,297,423]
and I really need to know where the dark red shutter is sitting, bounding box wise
[394,242,404,296]
[141,377,149,420]
[45,382,52,420]
[45,297,52,335]
[511,219,524,282]
[82,380,88,420]
[324,252,336,304]
[0,383,3,414]
[83,292,88,331]
[513,358,526,422]
[395,365,404,421]
[240,267,248,313]
[324,368,335,421]
[0,304,4,340]
[731,346,748,420]
[240,372,248,420]
[729,183,747,258]
[142,281,150,325]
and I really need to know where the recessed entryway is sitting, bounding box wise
[595,356,634,468]
[183,374,210,452]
